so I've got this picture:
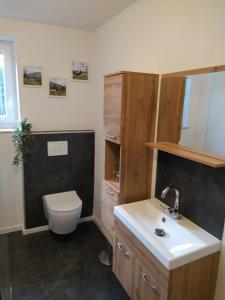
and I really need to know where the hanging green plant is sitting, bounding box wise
[12,118,33,165]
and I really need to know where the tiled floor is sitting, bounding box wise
[7,222,129,300]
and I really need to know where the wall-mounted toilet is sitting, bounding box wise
[43,191,82,234]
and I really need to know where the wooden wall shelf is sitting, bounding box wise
[146,142,225,168]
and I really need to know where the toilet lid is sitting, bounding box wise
[44,191,82,212]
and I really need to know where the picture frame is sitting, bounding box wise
[23,66,43,87]
[72,62,89,82]
[48,77,68,98]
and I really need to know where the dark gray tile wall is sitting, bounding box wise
[24,131,95,229]
[155,151,225,240]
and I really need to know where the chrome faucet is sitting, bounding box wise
[161,186,181,219]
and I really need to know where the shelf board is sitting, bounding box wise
[104,179,120,193]
[104,70,156,78]
[104,136,121,145]
[145,142,225,168]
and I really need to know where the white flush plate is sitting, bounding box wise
[47,141,68,156]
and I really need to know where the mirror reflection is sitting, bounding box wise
[180,71,225,156]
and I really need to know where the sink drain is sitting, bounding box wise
[155,228,166,237]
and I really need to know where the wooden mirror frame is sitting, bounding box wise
[147,64,225,168]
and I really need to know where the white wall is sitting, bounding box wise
[92,1,225,299]
[0,17,94,232]
[0,133,24,232]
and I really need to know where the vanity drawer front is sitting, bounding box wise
[101,202,115,244]
[113,234,134,298]
[101,182,119,244]
[134,261,168,300]
[102,182,119,206]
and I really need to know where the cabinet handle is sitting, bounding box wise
[117,242,129,257]
[141,272,158,291]
[106,189,114,196]
[105,133,116,140]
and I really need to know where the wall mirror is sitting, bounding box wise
[157,65,225,159]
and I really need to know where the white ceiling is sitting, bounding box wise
[0,0,137,30]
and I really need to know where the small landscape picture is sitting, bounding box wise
[72,62,88,81]
[23,66,42,87]
[49,77,67,97]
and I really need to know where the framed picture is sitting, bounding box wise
[23,66,43,87]
[48,77,67,98]
[72,62,89,81]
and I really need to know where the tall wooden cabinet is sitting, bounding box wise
[101,71,159,244]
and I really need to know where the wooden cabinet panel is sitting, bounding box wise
[120,73,159,203]
[104,74,123,143]
[157,77,186,144]
[101,181,119,244]
[113,235,134,298]
[101,202,114,244]
[134,262,168,300]
[102,180,119,205]
[169,253,219,300]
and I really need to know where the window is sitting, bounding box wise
[182,77,191,129]
[0,41,19,130]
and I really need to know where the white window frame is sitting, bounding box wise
[0,40,19,130]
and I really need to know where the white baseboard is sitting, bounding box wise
[93,216,101,229]
[22,215,94,235]
[0,225,22,235]
[0,216,100,236]
[23,225,49,235]
[79,215,94,223]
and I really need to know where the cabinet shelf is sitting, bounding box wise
[146,142,225,168]
[104,135,121,145]
[105,179,120,193]
[105,140,121,185]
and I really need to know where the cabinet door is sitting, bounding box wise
[104,74,122,143]
[134,261,168,300]
[113,235,134,298]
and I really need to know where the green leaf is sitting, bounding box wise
[12,118,33,165]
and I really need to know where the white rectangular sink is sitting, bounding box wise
[114,198,221,270]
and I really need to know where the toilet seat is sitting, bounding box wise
[44,191,82,213]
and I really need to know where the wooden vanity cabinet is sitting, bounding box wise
[113,217,219,300]
[102,71,159,246]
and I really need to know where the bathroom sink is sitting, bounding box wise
[114,198,221,270]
